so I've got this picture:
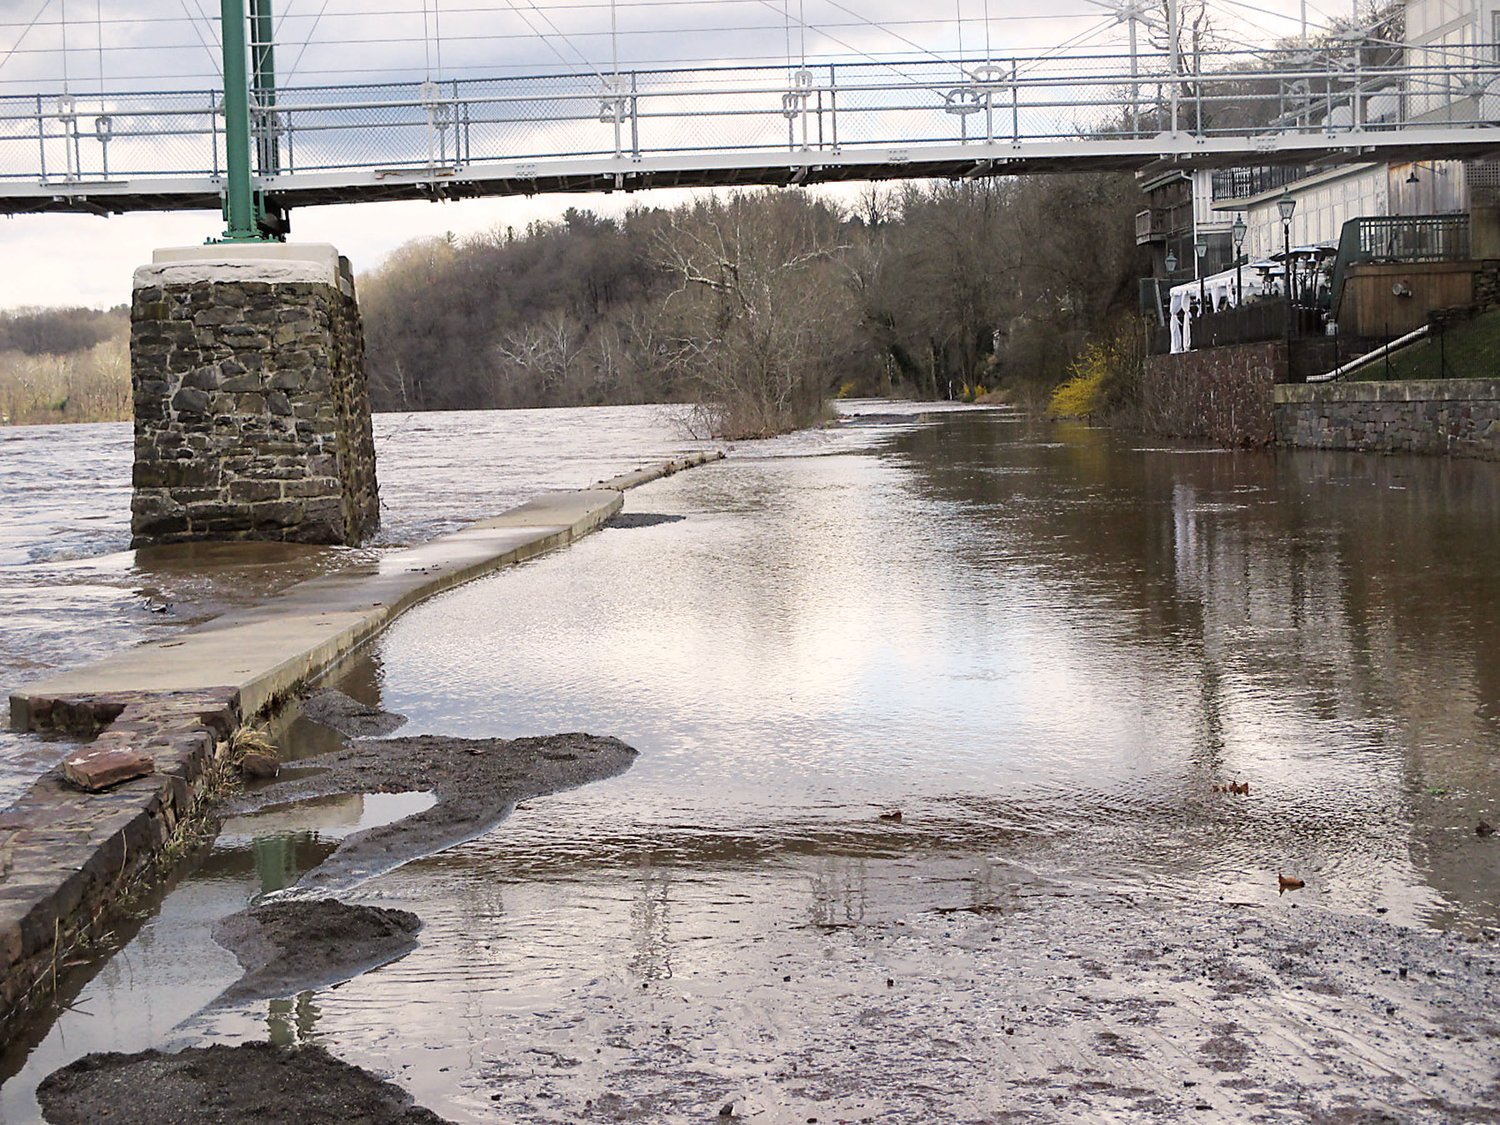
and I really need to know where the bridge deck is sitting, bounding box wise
[4,52,1500,214]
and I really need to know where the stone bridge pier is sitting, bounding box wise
[129,243,380,547]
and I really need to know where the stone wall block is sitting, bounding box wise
[268,369,306,392]
[182,367,220,392]
[1273,378,1500,460]
[226,479,282,503]
[251,500,305,528]
[170,387,212,415]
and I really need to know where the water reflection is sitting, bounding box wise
[359,408,1500,933]
[266,994,322,1048]
[628,860,675,982]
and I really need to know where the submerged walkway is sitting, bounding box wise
[0,451,722,1048]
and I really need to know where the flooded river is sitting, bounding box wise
[4,404,1500,1121]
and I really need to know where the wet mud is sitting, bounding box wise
[298,688,408,738]
[37,1042,449,1124]
[226,733,637,894]
[468,889,1500,1123]
[210,899,422,1004]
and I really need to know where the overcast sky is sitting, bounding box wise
[1,0,1337,310]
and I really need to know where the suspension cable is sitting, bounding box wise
[178,0,222,78]
[782,0,791,81]
[508,0,604,77]
[282,0,333,84]
[0,0,52,77]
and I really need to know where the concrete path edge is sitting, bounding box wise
[0,449,723,1050]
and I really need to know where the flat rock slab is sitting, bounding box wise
[37,1042,449,1124]
[60,745,155,792]
[298,689,407,738]
[227,732,637,893]
[210,899,421,1004]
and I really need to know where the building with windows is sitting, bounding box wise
[1143,0,1500,347]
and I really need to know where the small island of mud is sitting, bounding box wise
[298,688,409,738]
[37,1042,449,1124]
[225,731,637,893]
[210,899,422,1004]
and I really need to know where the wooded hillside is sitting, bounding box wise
[360,175,1146,434]
[0,306,130,425]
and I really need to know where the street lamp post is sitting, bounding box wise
[1195,236,1207,311]
[1277,194,1297,374]
[1164,247,1178,321]
[1232,213,1247,307]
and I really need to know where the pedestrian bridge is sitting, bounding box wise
[4,44,1500,216]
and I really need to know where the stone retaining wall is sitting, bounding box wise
[1274,379,1500,460]
[1141,342,1280,446]
[130,252,379,547]
[0,690,238,1050]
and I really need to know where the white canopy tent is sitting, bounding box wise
[1167,266,1245,353]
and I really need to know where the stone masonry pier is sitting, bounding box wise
[0,451,723,1050]
[130,244,379,547]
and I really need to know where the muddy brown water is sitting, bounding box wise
[4,403,1500,1121]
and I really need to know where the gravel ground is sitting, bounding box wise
[454,888,1500,1123]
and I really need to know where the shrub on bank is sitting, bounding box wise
[1048,343,1112,419]
[1045,326,1145,423]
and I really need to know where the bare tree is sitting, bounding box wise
[655,190,856,438]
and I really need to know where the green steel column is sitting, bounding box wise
[218,0,260,241]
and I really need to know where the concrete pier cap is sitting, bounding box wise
[130,241,379,548]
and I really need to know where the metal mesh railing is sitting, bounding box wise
[2,47,1500,189]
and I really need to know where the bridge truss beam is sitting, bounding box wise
[5,51,1500,216]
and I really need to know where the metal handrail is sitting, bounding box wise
[1,47,1498,195]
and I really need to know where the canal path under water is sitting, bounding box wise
[0,404,719,804]
[4,403,1500,1121]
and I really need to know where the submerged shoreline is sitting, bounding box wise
[0,452,722,1079]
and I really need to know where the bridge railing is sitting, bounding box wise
[3,48,1499,188]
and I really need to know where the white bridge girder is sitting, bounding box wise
[5,127,1500,216]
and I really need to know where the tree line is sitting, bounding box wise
[360,175,1146,437]
[0,307,130,425]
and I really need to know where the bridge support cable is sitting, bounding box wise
[1167,0,1180,134]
